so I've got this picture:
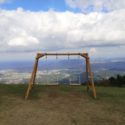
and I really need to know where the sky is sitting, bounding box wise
[0,0,125,61]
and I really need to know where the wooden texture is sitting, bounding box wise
[25,56,39,100]
[37,52,88,58]
[87,57,97,98]
[85,58,89,92]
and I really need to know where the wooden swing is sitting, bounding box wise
[25,51,96,99]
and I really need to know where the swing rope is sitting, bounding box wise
[68,55,71,85]
[78,55,81,84]
[45,55,49,84]
[56,54,59,84]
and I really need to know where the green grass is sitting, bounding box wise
[0,84,125,125]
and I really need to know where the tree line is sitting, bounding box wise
[95,74,125,87]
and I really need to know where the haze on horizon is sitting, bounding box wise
[0,0,125,61]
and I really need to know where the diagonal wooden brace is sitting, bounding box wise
[87,57,97,98]
[25,54,39,100]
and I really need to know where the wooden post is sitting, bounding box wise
[85,57,89,91]
[87,57,97,98]
[25,54,39,100]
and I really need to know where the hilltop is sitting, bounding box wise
[0,84,125,125]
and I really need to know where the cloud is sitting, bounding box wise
[0,8,125,53]
[8,36,39,47]
[65,0,125,12]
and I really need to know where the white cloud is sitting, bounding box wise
[8,36,39,47]
[0,8,125,53]
[65,0,125,12]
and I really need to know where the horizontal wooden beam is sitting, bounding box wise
[37,52,88,59]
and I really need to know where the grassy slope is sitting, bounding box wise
[0,84,125,125]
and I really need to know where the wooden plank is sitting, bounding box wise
[37,52,88,58]
[25,57,39,100]
[87,57,97,99]
[85,58,89,92]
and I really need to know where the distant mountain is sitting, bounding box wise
[0,58,125,72]
[92,61,125,71]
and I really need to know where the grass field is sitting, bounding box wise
[0,84,125,125]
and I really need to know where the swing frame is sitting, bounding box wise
[25,52,96,99]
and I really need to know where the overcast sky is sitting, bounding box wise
[0,0,125,61]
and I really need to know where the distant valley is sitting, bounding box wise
[0,58,125,84]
